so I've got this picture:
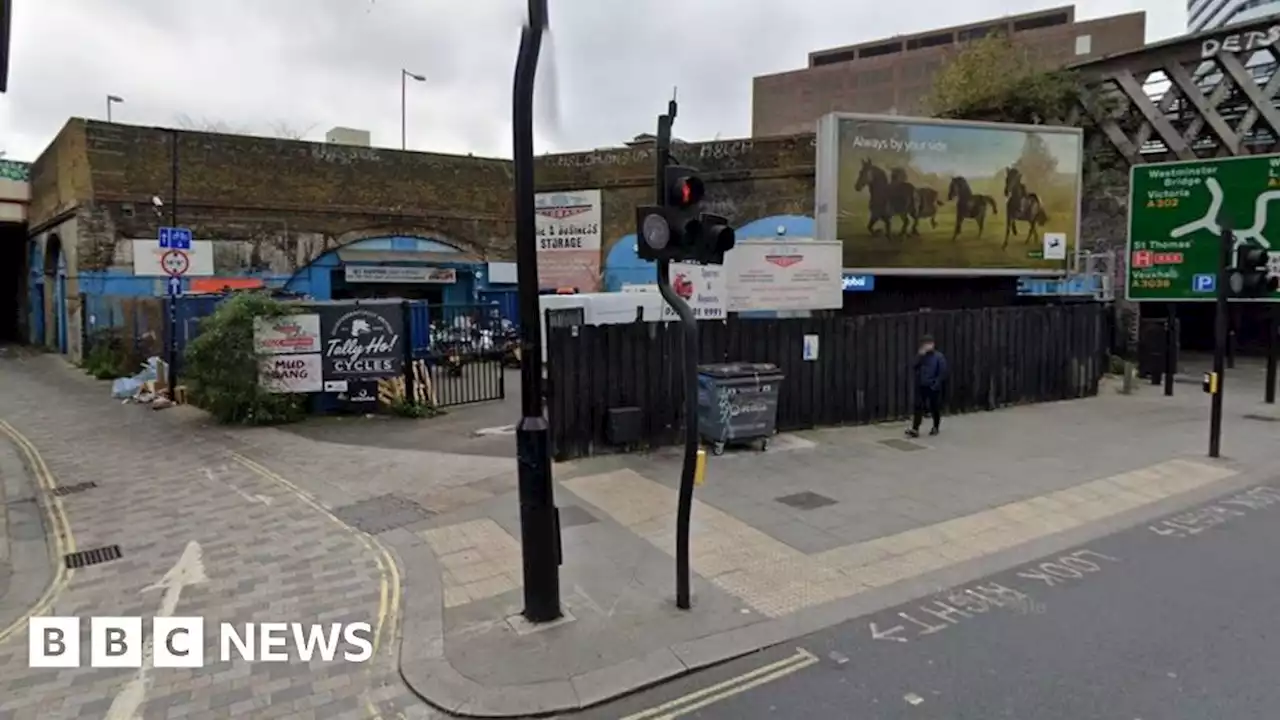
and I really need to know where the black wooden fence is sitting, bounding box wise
[546,304,1105,461]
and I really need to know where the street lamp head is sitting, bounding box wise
[107,95,124,103]
[403,70,426,82]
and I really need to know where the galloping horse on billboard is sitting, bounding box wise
[911,186,944,234]
[947,176,998,241]
[1003,166,1049,248]
[855,158,915,239]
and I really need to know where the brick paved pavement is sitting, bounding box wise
[0,353,438,720]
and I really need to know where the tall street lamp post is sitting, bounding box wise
[106,95,124,122]
[401,69,425,150]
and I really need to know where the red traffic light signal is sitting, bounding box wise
[664,166,704,208]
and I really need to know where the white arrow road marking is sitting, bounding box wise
[104,541,208,720]
[869,621,908,642]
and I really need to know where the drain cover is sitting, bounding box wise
[775,491,838,510]
[880,438,926,452]
[65,545,122,569]
[1243,413,1279,422]
[52,481,97,497]
[333,494,434,534]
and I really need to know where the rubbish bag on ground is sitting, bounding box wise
[110,357,163,399]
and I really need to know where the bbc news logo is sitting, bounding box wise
[28,618,373,668]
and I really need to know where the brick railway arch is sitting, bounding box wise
[40,232,69,352]
[329,227,487,262]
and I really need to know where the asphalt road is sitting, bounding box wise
[584,478,1280,720]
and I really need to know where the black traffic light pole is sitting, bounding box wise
[653,101,700,611]
[1209,224,1231,459]
[512,0,562,624]
[167,131,179,395]
[1164,303,1175,396]
[1266,304,1277,404]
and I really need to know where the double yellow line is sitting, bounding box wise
[229,452,402,719]
[620,647,818,720]
[0,419,78,645]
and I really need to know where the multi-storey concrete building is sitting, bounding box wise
[1189,0,1280,32]
[751,6,1147,137]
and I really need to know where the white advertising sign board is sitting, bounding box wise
[131,239,215,277]
[535,189,603,291]
[259,354,323,393]
[725,240,843,312]
[662,263,727,321]
[253,314,321,355]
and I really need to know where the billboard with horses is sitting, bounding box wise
[814,113,1082,275]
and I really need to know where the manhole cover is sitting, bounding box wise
[333,494,434,534]
[558,505,598,529]
[880,438,927,452]
[1243,413,1279,422]
[775,491,838,510]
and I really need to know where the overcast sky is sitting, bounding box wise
[1,0,1188,162]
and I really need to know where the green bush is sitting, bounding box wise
[183,293,309,425]
[389,397,444,419]
[82,331,137,379]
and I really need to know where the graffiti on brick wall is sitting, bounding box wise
[0,159,30,182]
[311,144,382,165]
[544,139,763,169]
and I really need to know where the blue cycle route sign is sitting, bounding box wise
[158,227,193,250]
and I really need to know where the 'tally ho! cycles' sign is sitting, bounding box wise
[317,304,405,379]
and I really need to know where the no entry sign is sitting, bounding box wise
[160,250,190,277]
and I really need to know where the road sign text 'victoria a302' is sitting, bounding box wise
[1127,155,1280,302]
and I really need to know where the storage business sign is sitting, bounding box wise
[1126,155,1280,302]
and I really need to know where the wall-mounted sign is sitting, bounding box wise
[259,354,323,393]
[253,314,321,355]
[132,239,214,277]
[664,263,727,321]
[487,262,518,285]
[535,189,602,292]
[344,265,456,284]
[842,274,876,292]
[724,240,843,311]
[318,304,404,379]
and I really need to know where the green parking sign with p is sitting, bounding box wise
[1126,155,1280,302]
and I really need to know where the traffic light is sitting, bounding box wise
[1227,241,1278,297]
[635,163,736,263]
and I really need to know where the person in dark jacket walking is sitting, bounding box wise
[907,335,947,437]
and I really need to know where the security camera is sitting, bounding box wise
[151,196,164,208]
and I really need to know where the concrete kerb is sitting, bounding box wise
[0,428,56,642]
[393,454,1271,718]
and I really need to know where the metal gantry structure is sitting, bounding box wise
[1071,16,1280,165]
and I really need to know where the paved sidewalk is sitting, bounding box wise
[0,419,55,641]
[0,353,437,720]
[4,353,1279,719]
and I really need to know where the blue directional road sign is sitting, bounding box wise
[1192,273,1216,293]
[167,275,182,297]
[158,227,193,250]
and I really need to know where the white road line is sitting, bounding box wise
[104,540,207,720]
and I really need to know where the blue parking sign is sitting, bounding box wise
[1193,274,1216,293]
